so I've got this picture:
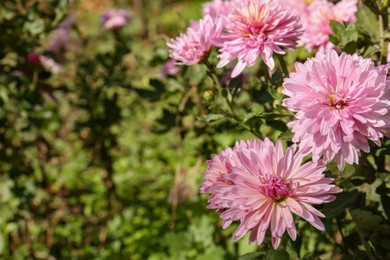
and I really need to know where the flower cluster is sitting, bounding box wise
[280,0,358,51]
[200,138,341,249]
[167,0,303,77]
[100,9,132,31]
[47,15,75,53]
[191,0,390,250]
[27,52,61,74]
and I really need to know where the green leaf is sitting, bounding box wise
[228,74,243,98]
[266,120,288,132]
[351,209,382,237]
[197,114,225,123]
[238,252,262,260]
[322,190,362,218]
[265,249,289,260]
[329,21,358,53]
[356,6,380,42]
[134,79,165,101]
[23,18,45,36]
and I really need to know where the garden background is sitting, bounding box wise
[1,0,390,259]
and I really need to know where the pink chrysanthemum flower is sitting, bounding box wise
[283,50,390,170]
[200,138,340,249]
[100,9,132,31]
[300,0,358,51]
[167,15,223,65]
[216,0,303,78]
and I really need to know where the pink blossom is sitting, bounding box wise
[47,15,75,53]
[167,15,223,65]
[202,0,239,20]
[48,28,70,53]
[27,52,41,64]
[27,52,61,74]
[39,55,61,74]
[300,0,358,51]
[216,0,303,78]
[283,50,390,170]
[161,60,180,76]
[200,138,340,249]
[100,9,132,31]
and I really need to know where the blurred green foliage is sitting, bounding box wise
[0,0,389,259]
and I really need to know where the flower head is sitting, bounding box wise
[39,55,61,74]
[100,9,132,31]
[167,15,223,65]
[161,59,181,76]
[300,0,358,51]
[48,28,70,53]
[283,50,390,170]
[27,52,41,64]
[200,138,340,249]
[216,0,303,77]
[27,52,61,74]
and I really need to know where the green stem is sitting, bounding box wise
[261,62,272,85]
[348,209,377,260]
[204,61,239,119]
[277,55,289,78]
[378,1,389,64]
[336,217,348,254]
[204,61,262,138]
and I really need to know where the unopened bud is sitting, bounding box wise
[203,90,214,101]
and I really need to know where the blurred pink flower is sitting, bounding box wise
[277,0,309,24]
[39,55,61,74]
[202,0,239,19]
[161,60,180,76]
[47,15,75,53]
[58,14,76,30]
[27,52,41,64]
[167,15,223,65]
[216,0,303,77]
[28,52,61,74]
[283,50,390,170]
[48,28,70,53]
[100,9,132,31]
[200,138,340,249]
[300,0,358,51]
[387,43,390,63]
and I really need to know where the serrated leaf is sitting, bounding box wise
[329,20,358,51]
